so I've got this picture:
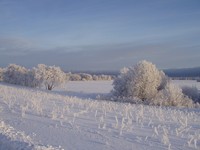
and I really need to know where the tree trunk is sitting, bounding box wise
[47,85,53,90]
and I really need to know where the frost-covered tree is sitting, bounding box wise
[99,74,113,80]
[33,64,66,90]
[3,64,28,86]
[79,73,93,81]
[112,60,194,107]
[69,73,82,81]
[112,67,130,98]
[128,60,162,100]
[25,70,41,87]
[92,75,99,81]
[92,74,113,80]
[113,60,163,101]
[3,64,36,87]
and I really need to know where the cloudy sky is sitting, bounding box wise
[0,0,200,71]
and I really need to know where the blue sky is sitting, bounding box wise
[0,0,200,71]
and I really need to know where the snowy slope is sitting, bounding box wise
[0,81,200,150]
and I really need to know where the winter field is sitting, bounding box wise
[0,80,200,150]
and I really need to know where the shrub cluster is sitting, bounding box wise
[112,60,195,107]
[0,64,66,90]
[0,61,199,108]
[66,73,114,81]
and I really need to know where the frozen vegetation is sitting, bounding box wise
[0,81,200,150]
[2,64,66,90]
[0,61,200,149]
[112,61,196,107]
[1,61,199,107]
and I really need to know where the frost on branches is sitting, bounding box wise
[155,83,193,107]
[112,60,194,107]
[3,64,35,87]
[33,64,66,90]
[113,60,163,100]
[2,64,66,90]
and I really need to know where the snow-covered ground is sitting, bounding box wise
[173,80,200,90]
[54,81,113,99]
[0,80,200,150]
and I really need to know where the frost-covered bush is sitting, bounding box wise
[112,67,130,98]
[158,71,169,91]
[26,70,41,87]
[92,75,99,81]
[79,73,93,81]
[98,74,113,80]
[33,64,66,90]
[182,86,200,103]
[112,60,194,107]
[3,64,35,87]
[92,74,113,81]
[2,64,66,89]
[69,74,82,81]
[3,64,27,85]
[66,73,113,81]
[113,60,163,101]
[155,83,194,107]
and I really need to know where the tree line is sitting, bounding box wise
[0,61,199,107]
[0,64,114,90]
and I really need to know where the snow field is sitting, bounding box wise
[173,80,200,90]
[0,120,62,150]
[0,81,200,149]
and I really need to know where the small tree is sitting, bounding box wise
[33,64,66,90]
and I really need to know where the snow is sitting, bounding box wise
[173,80,200,90]
[0,81,200,150]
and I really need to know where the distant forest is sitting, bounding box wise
[68,67,200,79]
[164,67,200,78]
